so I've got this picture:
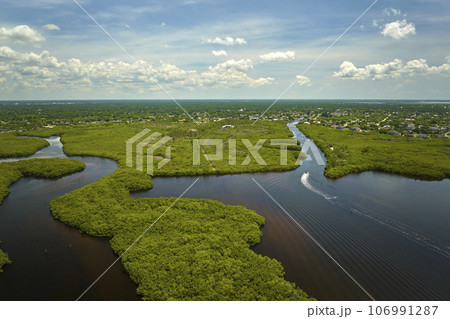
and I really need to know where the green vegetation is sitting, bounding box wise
[0,241,11,273]
[0,158,86,204]
[0,133,49,158]
[51,168,314,300]
[0,100,305,130]
[2,100,447,134]
[22,120,301,176]
[298,124,450,180]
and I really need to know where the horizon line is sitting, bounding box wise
[1,98,449,102]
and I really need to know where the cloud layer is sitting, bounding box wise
[0,46,273,92]
[333,56,450,80]
[0,25,45,43]
[203,36,247,46]
[260,51,295,62]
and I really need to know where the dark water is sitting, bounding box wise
[133,122,450,301]
[0,137,139,300]
[1,123,449,301]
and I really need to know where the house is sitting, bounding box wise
[387,130,401,135]
[189,128,198,133]
[221,125,235,129]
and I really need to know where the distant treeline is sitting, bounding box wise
[1,99,447,130]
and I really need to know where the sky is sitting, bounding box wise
[0,0,449,100]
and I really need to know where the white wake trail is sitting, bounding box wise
[301,172,337,201]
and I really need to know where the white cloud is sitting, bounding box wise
[124,24,130,29]
[296,75,311,86]
[333,59,403,80]
[260,51,295,62]
[381,20,416,40]
[161,22,166,27]
[212,50,227,57]
[0,47,272,91]
[203,59,272,87]
[372,20,379,27]
[211,59,254,71]
[203,36,247,46]
[333,56,450,80]
[42,24,60,31]
[383,8,402,17]
[404,56,450,74]
[0,25,45,43]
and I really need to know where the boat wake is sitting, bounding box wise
[301,172,337,201]
[300,172,450,259]
[336,199,450,260]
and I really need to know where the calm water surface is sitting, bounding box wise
[0,137,139,300]
[135,121,450,301]
[0,123,449,300]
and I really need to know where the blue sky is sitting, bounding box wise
[0,0,449,100]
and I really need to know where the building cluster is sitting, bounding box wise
[300,109,449,138]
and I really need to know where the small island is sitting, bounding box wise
[51,168,314,300]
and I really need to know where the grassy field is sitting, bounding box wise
[22,120,302,176]
[51,168,314,300]
[0,134,49,158]
[298,124,450,180]
[0,158,86,272]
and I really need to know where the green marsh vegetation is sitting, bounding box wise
[51,168,314,300]
[298,124,450,180]
[22,120,302,176]
[0,158,86,204]
[0,130,84,202]
[0,158,85,272]
[0,241,11,272]
[0,133,49,158]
